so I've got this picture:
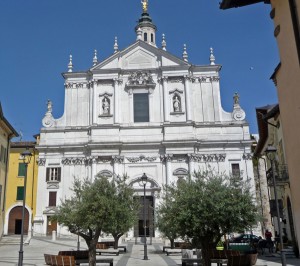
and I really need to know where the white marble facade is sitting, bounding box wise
[34,5,255,237]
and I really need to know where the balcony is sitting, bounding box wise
[266,164,289,186]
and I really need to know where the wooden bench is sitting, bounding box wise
[58,250,88,260]
[44,254,75,266]
[96,243,119,255]
[118,245,127,252]
[96,249,120,256]
[75,258,113,266]
[166,248,182,256]
[182,258,202,266]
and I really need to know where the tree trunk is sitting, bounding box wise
[113,234,121,249]
[201,241,215,266]
[170,238,175,249]
[87,239,97,266]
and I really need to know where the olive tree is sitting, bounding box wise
[53,175,138,266]
[102,175,139,249]
[157,169,259,265]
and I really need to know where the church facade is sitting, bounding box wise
[33,2,255,238]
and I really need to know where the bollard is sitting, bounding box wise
[52,230,57,241]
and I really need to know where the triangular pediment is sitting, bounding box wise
[91,40,190,71]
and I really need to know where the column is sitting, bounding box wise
[114,79,121,124]
[128,89,134,123]
[92,80,97,124]
[184,76,192,121]
[187,154,195,175]
[162,77,169,122]
[165,154,173,185]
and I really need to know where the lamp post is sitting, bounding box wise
[265,146,286,266]
[141,173,148,260]
[18,149,32,266]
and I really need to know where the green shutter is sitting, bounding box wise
[18,163,26,177]
[17,187,24,200]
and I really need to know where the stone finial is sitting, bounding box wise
[93,49,98,66]
[210,47,215,65]
[183,44,188,62]
[68,54,73,72]
[162,33,167,51]
[114,37,119,53]
[136,28,142,41]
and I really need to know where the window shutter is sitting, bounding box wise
[57,168,61,182]
[46,168,50,182]
[18,163,26,177]
[49,192,57,207]
[17,187,24,200]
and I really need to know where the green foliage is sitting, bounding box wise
[53,175,138,265]
[157,169,259,249]
[102,175,139,246]
[156,188,180,245]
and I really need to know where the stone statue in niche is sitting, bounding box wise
[102,98,110,114]
[173,96,181,112]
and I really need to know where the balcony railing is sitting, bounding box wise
[266,164,289,186]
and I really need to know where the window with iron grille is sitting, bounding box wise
[231,163,240,178]
[46,167,61,182]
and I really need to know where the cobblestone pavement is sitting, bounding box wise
[0,236,299,266]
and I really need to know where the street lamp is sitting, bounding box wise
[265,146,286,266]
[141,173,148,260]
[18,149,32,266]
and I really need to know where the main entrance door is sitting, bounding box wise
[134,196,154,237]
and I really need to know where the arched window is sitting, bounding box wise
[151,33,154,43]
[144,33,147,42]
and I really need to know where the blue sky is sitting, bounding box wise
[0,0,279,141]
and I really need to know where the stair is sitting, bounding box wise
[281,246,296,258]
[0,235,31,245]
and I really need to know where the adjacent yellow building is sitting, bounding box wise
[4,140,38,236]
[0,102,18,240]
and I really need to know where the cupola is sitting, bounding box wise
[135,0,157,46]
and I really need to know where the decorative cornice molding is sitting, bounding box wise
[243,153,253,160]
[188,153,226,162]
[37,158,46,166]
[126,155,157,163]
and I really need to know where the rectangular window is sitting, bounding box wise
[49,192,57,207]
[134,93,149,122]
[46,167,61,182]
[17,186,24,200]
[18,163,26,177]
[231,163,240,178]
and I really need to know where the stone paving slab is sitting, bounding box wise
[0,236,299,266]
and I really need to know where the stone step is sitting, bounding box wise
[0,235,30,245]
